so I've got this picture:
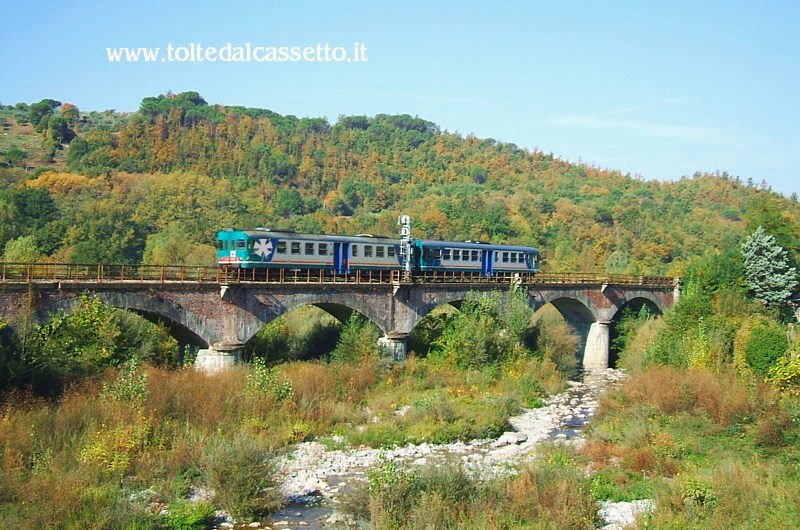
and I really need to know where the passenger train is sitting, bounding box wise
[217,228,540,276]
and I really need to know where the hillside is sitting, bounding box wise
[2,92,799,273]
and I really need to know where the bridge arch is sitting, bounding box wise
[402,291,473,335]
[606,295,663,367]
[245,291,394,340]
[45,291,212,348]
[608,294,664,321]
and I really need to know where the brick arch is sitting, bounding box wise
[43,291,210,348]
[402,291,473,335]
[245,291,393,339]
[608,294,665,321]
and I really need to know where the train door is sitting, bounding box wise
[333,242,350,274]
[481,249,495,276]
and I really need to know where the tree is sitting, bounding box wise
[741,226,798,309]
[3,235,41,262]
[5,148,26,168]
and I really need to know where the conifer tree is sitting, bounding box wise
[741,226,798,308]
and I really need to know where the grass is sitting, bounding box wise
[0,352,566,528]
[582,365,800,528]
[341,445,601,529]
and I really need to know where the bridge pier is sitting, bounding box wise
[582,321,610,370]
[378,331,408,361]
[195,340,243,374]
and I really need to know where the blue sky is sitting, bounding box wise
[2,1,799,195]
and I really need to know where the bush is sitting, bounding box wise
[735,317,788,376]
[199,434,282,519]
[329,314,380,362]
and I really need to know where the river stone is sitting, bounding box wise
[492,431,528,447]
[598,499,655,529]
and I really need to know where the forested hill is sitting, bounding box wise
[1,91,799,274]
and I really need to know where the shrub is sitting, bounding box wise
[100,358,149,407]
[329,314,380,363]
[199,434,282,519]
[245,357,293,402]
[734,316,788,376]
[160,501,215,530]
[769,352,800,396]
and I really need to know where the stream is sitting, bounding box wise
[258,368,627,529]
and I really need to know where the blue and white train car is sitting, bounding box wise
[217,228,401,273]
[412,240,540,275]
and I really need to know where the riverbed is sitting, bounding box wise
[260,368,627,529]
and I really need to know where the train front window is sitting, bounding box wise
[236,240,246,250]
[216,240,223,250]
[291,242,300,255]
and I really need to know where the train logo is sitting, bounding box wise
[253,238,275,262]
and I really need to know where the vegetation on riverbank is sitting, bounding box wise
[0,290,576,528]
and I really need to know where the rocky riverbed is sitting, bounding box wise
[262,368,648,529]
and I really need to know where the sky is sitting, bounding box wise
[2,0,799,196]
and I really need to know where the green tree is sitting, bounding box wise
[5,147,26,168]
[742,227,798,309]
[3,235,41,262]
[27,99,60,128]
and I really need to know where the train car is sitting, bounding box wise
[412,239,539,275]
[216,228,401,273]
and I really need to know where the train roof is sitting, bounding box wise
[218,229,538,252]
[414,239,539,252]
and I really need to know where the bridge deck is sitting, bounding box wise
[0,262,676,288]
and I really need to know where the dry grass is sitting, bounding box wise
[621,365,753,424]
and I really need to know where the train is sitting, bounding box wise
[216,226,540,277]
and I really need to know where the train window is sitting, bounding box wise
[502,252,509,263]
[519,253,525,263]
[305,243,315,255]
[277,241,286,254]
[352,245,358,257]
[387,246,395,258]
[376,246,384,258]
[443,249,451,260]
[215,240,223,250]
[236,240,246,250]
[291,242,301,255]
[453,250,461,261]
[471,250,479,261]
[319,243,328,255]
[364,245,373,257]
[434,248,442,259]
[510,253,517,263]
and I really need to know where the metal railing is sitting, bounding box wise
[0,262,676,288]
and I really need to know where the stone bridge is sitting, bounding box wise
[0,265,679,371]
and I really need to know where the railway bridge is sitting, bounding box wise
[0,263,680,372]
